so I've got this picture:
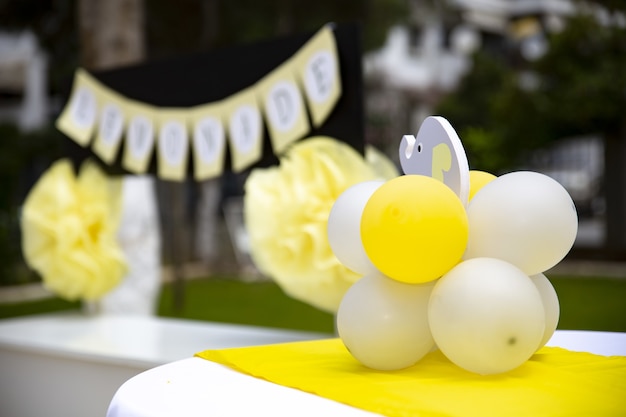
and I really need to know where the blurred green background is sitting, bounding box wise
[1,273,625,334]
[1,0,625,334]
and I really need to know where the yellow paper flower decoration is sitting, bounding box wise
[21,159,127,301]
[244,137,398,313]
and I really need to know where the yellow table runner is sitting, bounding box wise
[196,338,626,417]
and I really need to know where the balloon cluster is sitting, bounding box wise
[328,117,577,375]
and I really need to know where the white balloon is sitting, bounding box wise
[530,273,560,349]
[337,272,435,370]
[429,258,545,375]
[464,171,578,275]
[327,180,384,275]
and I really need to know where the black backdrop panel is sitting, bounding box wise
[63,23,364,178]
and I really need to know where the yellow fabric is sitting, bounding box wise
[21,159,126,301]
[196,338,626,417]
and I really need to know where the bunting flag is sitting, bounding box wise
[91,85,127,164]
[56,68,100,146]
[156,109,190,181]
[190,102,227,181]
[257,60,310,154]
[55,24,342,181]
[224,87,264,173]
[121,100,156,174]
[293,24,342,128]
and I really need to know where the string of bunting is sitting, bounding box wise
[55,24,342,181]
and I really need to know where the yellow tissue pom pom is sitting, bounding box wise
[365,144,400,181]
[21,159,127,301]
[244,137,398,313]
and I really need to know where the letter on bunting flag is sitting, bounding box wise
[293,24,342,128]
[156,109,189,181]
[224,87,264,173]
[121,100,157,174]
[56,68,100,146]
[257,60,310,154]
[91,86,126,164]
[190,102,227,181]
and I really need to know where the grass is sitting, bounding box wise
[0,297,80,320]
[157,277,335,334]
[1,275,625,335]
[548,275,626,332]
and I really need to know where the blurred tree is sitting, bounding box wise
[77,0,145,69]
[533,11,626,254]
[436,52,519,173]
[145,0,408,56]
[1,0,409,91]
[438,56,557,174]
[437,4,626,256]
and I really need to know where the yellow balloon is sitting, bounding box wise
[468,170,496,201]
[361,175,468,283]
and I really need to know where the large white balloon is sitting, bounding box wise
[337,272,435,370]
[531,273,560,349]
[464,171,578,276]
[428,258,545,375]
[327,180,384,275]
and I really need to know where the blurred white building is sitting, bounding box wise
[0,30,48,131]
[363,0,577,146]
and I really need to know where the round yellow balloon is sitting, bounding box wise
[468,170,496,201]
[361,175,468,283]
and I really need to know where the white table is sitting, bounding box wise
[0,313,328,417]
[106,330,626,417]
